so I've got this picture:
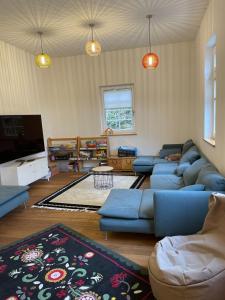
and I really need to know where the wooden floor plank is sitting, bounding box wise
[0,172,157,268]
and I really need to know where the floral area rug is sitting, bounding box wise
[0,224,153,300]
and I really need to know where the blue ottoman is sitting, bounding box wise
[0,186,29,218]
[97,189,155,234]
[133,156,170,173]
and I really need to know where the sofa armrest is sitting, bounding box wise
[154,191,211,237]
[162,144,183,150]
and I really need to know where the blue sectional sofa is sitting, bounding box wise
[98,140,225,237]
[133,143,183,173]
[0,186,29,218]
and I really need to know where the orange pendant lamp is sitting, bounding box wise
[142,15,159,70]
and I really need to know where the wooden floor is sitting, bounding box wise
[0,172,157,268]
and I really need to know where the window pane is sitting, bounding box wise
[214,80,216,98]
[103,89,132,109]
[102,86,134,131]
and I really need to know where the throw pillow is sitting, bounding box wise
[180,184,205,191]
[166,153,182,161]
[182,139,194,154]
[183,157,209,186]
[196,164,225,191]
[180,146,201,164]
[176,162,191,176]
[159,148,181,159]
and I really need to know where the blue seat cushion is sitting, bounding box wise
[153,163,178,175]
[180,184,205,191]
[151,175,184,190]
[133,165,154,173]
[183,157,209,186]
[97,189,142,219]
[133,156,168,166]
[180,146,201,164]
[0,186,29,205]
[139,189,156,219]
[175,162,191,176]
[196,164,225,191]
[133,156,154,166]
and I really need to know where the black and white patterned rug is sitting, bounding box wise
[33,173,145,212]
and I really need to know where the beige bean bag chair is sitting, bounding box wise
[148,193,225,300]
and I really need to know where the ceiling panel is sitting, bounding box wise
[0,0,209,56]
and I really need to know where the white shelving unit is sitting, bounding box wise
[0,157,49,186]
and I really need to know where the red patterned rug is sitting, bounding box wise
[0,224,153,300]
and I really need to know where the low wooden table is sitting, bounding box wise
[92,166,114,190]
[107,156,136,171]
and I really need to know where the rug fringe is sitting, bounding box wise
[32,205,96,213]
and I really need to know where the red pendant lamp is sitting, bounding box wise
[142,15,159,70]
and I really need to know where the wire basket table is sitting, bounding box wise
[92,166,114,190]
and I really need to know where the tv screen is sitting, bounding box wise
[0,115,45,164]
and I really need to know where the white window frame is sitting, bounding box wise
[204,34,216,146]
[100,84,136,135]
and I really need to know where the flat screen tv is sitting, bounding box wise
[0,115,45,164]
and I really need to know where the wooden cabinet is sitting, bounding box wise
[107,156,136,171]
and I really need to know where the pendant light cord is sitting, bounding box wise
[148,15,152,53]
[91,25,94,41]
[38,32,44,54]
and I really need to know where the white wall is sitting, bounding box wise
[0,37,195,156]
[193,0,225,173]
[0,40,48,137]
[37,42,195,155]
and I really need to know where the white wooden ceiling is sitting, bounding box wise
[0,0,209,57]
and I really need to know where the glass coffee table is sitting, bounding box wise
[92,166,114,190]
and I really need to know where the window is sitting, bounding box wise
[204,34,216,146]
[212,46,216,139]
[101,85,135,133]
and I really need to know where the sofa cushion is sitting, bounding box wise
[139,189,156,219]
[180,184,205,191]
[196,165,225,191]
[133,156,154,166]
[0,186,29,205]
[97,189,142,219]
[151,175,184,190]
[183,158,209,186]
[180,146,201,164]
[153,163,178,175]
[175,162,191,176]
[182,139,194,154]
[133,165,154,173]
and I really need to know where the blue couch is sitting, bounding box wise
[98,140,225,237]
[0,186,29,218]
[133,143,183,173]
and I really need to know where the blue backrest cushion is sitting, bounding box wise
[183,157,209,186]
[196,164,225,191]
[182,139,194,154]
[180,184,205,191]
[180,146,201,164]
[176,162,191,177]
